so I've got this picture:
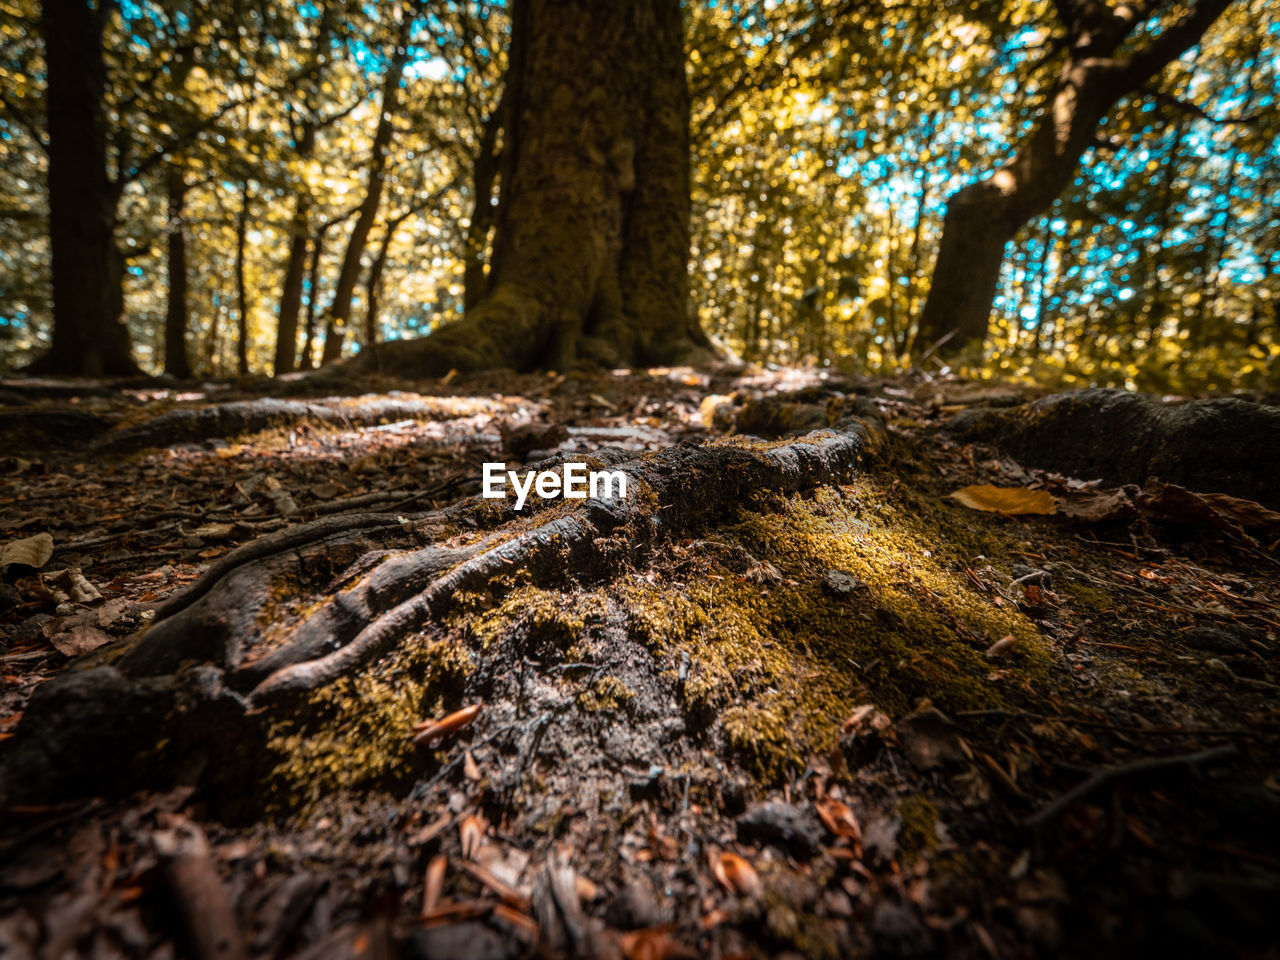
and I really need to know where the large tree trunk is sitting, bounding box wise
[29,0,139,376]
[365,0,710,375]
[915,0,1233,357]
[163,168,193,379]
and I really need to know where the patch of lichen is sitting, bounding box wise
[620,477,1051,780]
[264,633,472,812]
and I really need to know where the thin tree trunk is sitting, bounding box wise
[320,13,414,365]
[363,226,393,347]
[235,184,251,376]
[464,94,504,311]
[915,0,1233,356]
[163,168,193,379]
[31,0,138,376]
[275,197,311,375]
[298,231,326,371]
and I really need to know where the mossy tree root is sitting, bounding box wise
[6,421,877,802]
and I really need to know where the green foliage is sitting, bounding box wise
[0,0,1274,388]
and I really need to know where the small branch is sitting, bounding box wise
[1024,745,1238,829]
[1140,87,1263,125]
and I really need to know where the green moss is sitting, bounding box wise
[577,675,635,713]
[466,585,604,650]
[264,633,472,812]
[623,477,1051,780]
[897,795,941,858]
[1061,582,1116,613]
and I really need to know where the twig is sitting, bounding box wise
[1024,745,1238,829]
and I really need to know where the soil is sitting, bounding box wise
[1,366,1277,960]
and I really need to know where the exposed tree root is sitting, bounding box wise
[0,393,520,455]
[5,419,879,803]
[946,389,1280,507]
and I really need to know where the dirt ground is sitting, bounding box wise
[1,366,1277,959]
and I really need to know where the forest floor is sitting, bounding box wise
[0,365,1278,960]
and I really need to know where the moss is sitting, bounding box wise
[466,585,604,651]
[263,633,472,812]
[897,795,941,858]
[1061,582,1116,613]
[577,675,635,713]
[622,477,1051,781]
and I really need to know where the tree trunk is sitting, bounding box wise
[364,0,709,375]
[163,168,193,379]
[29,0,138,376]
[363,217,408,347]
[274,198,311,375]
[320,18,412,365]
[463,95,504,311]
[235,184,252,376]
[915,0,1233,357]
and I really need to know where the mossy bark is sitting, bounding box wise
[362,0,709,376]
[5,422,877,804]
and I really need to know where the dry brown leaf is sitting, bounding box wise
[619,927,697,960]
[711,850,761,898]
[459,814,487,860]
[985,635,1017,659]
[1057,487,1136,523]
[421,854,446,915]
[193,523,234,540]
[815,798,863,843]
[0,532,53,572]
[47,612,113,657]
[413,703,482,747]
[463,749,481,781]
[949,485,1057,516]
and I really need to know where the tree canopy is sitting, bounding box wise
[0,0,1274,389]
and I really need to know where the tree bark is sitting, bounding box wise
[463,95,504,311]
[235,183,252,376]
[163,168,193,379]
[275,198,311,376]
[29,0,139,376]
[320,15,413,365]
[364,0,710,375]
[915,0,1234,357]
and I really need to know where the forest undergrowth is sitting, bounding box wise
[0,365,1277,959]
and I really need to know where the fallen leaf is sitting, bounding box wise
[47,613,113,657]
[1137,480,1280,541]
[1057,487,1136,523]
[459,814,486,860]
[413,703,482,747]
[50,568,101,603]
[949,485,1057,516]
[1,533,54,572]
[711,851,761,897]
[463,750,481,781]
[193,523,234,540]
[985,635,1017,659]
[422,854,446,915]
[815,798,863,843]
[620,927,697,960]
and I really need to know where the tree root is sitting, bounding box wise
[4,418,879,803]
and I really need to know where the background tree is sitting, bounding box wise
[915,0,1235,355]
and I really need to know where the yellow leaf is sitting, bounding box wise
[948,485,1057,516]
